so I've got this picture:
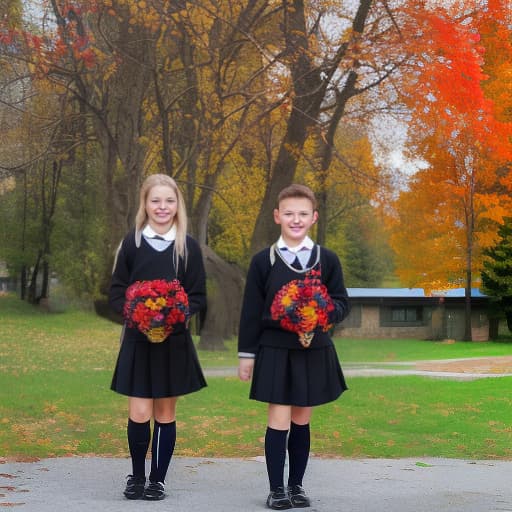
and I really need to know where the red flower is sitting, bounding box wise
[123,279,189,342]
[270,270,334,348]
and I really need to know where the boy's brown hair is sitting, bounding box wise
[277,184,317,209]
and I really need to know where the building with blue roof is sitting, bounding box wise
[339,288,493,341]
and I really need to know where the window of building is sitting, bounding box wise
[381,306,424,326]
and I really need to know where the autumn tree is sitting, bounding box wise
[0,23,72,304]
[250,0,377,252]
[479,0,512,125]
[141,2,285,347]
[388,3,512,339]
[1,1,281,344]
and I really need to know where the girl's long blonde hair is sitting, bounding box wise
[134,173,188,272]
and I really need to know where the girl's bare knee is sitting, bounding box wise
[128,397,153,423]
[267,403,292,430]
[291,406,313,425]
[153,397,178,423]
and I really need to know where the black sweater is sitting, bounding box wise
[238,245,350,354]
[109,230,206,337]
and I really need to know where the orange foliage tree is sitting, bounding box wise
[388,1,512,339]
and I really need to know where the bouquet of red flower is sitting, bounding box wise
[270,269,335,348]
[123,279,189,343]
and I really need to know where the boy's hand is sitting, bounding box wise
[238,358,255,381]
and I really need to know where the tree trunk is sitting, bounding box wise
[192,169,246,349]
[464,274,472,341]
[27,250,42,304]
[38,160,61,303]
[316,173,328,246]
[40,260,50,305]
[193,178,214,246]
[20,169,28,301]
[506,311,512,333]
[174,22,201,208]
[198,244,245,350]
[316,73,359,245]
[20,265,27,301]
[463,169,475,341]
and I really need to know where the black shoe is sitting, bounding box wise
[288,485,311,508]
[266,486,292,510]
[143,481,166,501]
[123,475,146,500]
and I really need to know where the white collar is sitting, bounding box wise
[276,235,314,253]
[143,224,176,241]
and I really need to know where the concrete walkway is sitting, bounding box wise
[342,358,512,380]
[205,356,512,380]
[1,455,512,511]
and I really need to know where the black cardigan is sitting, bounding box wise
[238,245,350,355]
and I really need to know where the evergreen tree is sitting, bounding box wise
[340,207,394,288]
[481,218,512,332]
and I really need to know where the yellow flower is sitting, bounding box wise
[281,295,293,307]
[144,298,159,310]
[301,305,317,321]
[299,305,318,331]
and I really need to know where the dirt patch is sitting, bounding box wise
[415,356,512,374]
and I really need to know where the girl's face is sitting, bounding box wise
[273,197,318,247]
[145,185,178,233]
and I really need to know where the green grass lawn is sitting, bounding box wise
[1,294,512,460]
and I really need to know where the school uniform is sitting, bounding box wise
[109,225,207,399]
[238,237,350,407]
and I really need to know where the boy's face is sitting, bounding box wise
[273,197,318,247]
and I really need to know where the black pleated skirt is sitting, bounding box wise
[111,326,207,398]
[249,344,347,407]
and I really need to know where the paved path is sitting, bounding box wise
[341,356,512,380]
[1,456,512,511]
[205,355,512,380]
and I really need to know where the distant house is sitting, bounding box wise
[338,288,493,341]
[0,261,16,293]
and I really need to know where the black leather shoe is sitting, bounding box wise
[266,486,292,510]
[143,481,166,500]
[123,475,145,500]
[288,485,311,508]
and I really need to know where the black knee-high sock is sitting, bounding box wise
[127,419,151,478]
[287,422,310,487]
[149,420,176,484]
[265,427,289,491]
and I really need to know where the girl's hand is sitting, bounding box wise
[238,358,255,381]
